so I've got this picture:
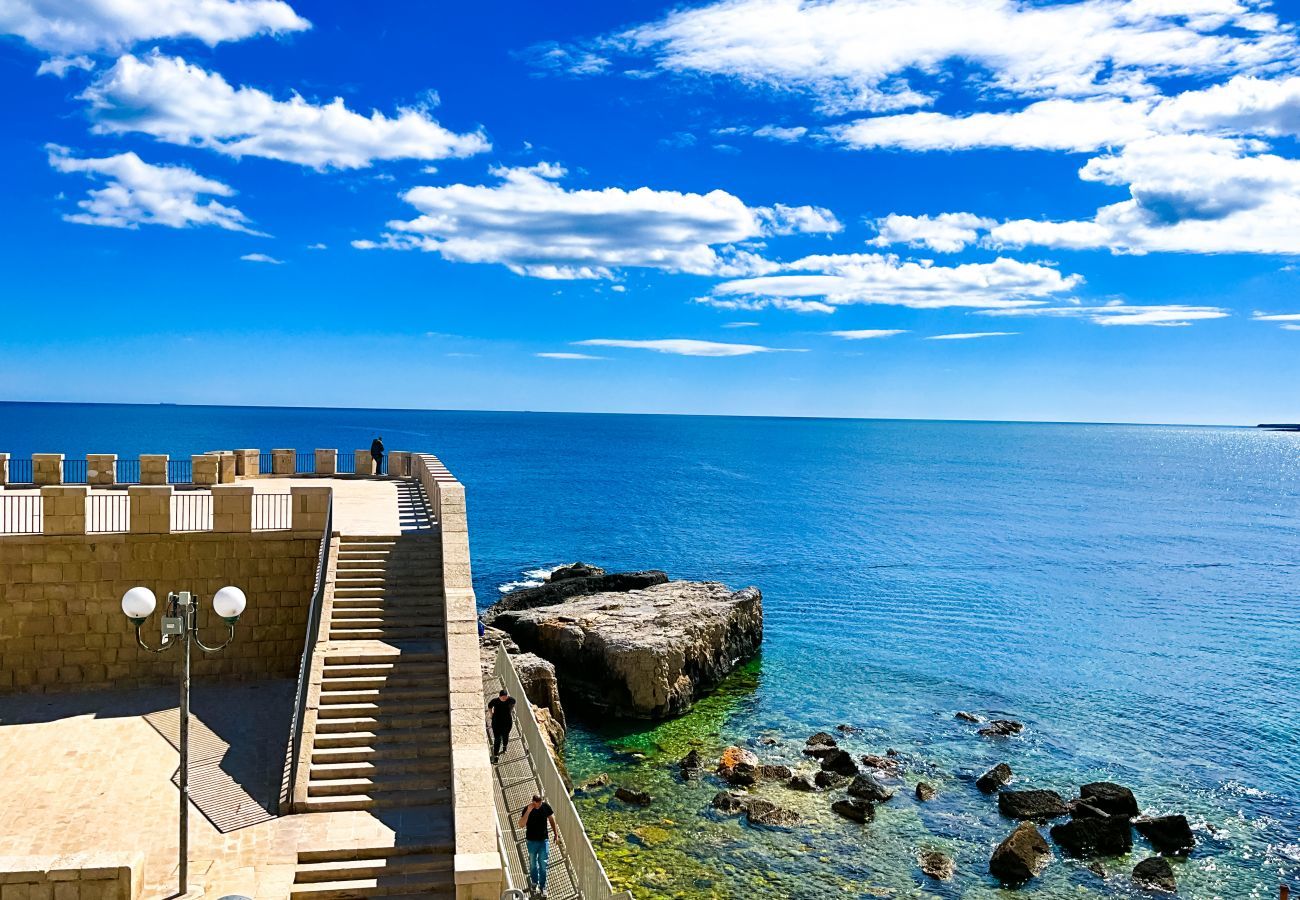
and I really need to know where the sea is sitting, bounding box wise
[3,402,1298,899]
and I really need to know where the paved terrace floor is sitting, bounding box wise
[0,475,443,897]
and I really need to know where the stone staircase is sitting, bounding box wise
[292,531,456,897]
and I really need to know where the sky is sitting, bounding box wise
[3,0,1300,424]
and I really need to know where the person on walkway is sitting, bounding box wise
[487,688,515,763]
[370,436,384,475]
[519,794,557,897]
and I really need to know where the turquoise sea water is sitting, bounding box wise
[3,402,1298,898]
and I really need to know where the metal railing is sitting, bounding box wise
[295,452,316,474]
[8,458,33,484]
[252,493,293,530]
[64,459,88,483]
[118,459,140,483]
[284,494,333,809]
[167,459,192,484]
[338,450,355,473]
[494,646,631,900]
[259,451,274,475]
[87,493,130,533]
[171,492,212,532]
[0,495,41,534]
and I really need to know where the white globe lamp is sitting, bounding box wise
[212,586,247,623]
[121,586,157,624]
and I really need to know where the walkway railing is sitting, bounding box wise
[86,493,130,533]
[0,495,41,534]
[492,646,632,900]
[252,492,293,530]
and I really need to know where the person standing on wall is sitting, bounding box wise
[519,794,557,898]
[370,435,384,475]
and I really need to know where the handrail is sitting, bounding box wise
[283,491,334,810]
[495,645,632,900]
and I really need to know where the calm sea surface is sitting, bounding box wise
[3,402,1298,898]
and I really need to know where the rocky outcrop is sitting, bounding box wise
[819,749,860,777]
[549,562,605,582]
[977,763,1014,793]
[678,749,703,779]
[1079,781,1139,818]
[615,786,652,807]
[1050,814,1133,857]
[955,711,983,723]
[745,799,802,828]
[990,822,1052,884]
[848,774,895,802]
[915,782,937,801]
[718,746,760,787]
[1134,814,1195,855]
[1132,857,1177,892]
[759,764,793,781]
[979,719,1025,738]
[920,850,955,881]
[998,789,1070,821]
[787,773,819,792]
[484,569,670,622]
[712,791,749,815]
[815,771,849,790]
[832,798,875,823]
[489,581,763,719]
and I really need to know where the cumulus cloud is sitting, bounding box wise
[1153,74,1300,138]
[612,0,1293,114]
[829,329,908,339]
[869,212,996,253]
[1,0,309,54]
[47,144,261,233]
[36,55,94,77]
[980,301,1230,326]
[574,338,804,356]
[926,332,1018,340]
[80,52,489,170]
[536,352,605,359]
[701,253,1081,312]
[357,163,839,279]
[240,252,282,263]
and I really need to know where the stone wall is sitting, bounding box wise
[0,852,141,900]
[0,531,319,693]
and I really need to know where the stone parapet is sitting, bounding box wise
[192,454,220,486]
[272,449,295,475]
[41,485,88,536]
[128,485,172,534]
[86,454,117,486]
[354,449,375,476]
[212,484,254,533]
[211,451,237,484]
[0,453,8,486]
[32,454,63,486]
[388,451,411,477]
[315,448,337,475]
[290,486,331,533]
[234,448,259,477]
[139,455,167,485]
[0,851,143,900]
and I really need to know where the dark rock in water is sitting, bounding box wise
[575,773,610,795]
[836,723,862,734]
[711,791,749,815]
[1050,814,1133,857]
[915,782,937,801]
[979,719,1025,737]
[998,789,1070,821]
[804,744,838,761]
[615,786,652,806]
[804,733,838,757]
[1069,800,1110,820]
[787,774,819,792]
[1080,781,1139,818]
[977,763,1014,793]
[1088,861,1106,878]
[757,736,779,746]
[848,774,896,802]
[815,771,849,790]
[484,570,669,621]
[727,764,758,787]
[861,754,901,774]
[831,798,875,824]
[718,746,760,782]
[955,711,983,723]
[745,799,802,827]
[678,749,702,778]
[820,749,860,777]
[549,562,606,582]
[1132,856,1177,892]
[1134,815,1195,855]
[806,731,838,746]
[759,764,793,781]
[920,850,955,881]
[990,822,1052,884]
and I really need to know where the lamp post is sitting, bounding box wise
[121,585,247,897]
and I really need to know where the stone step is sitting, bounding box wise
[294,852,451,884]
[318,686,443,705]
[319,674,447,690]
[328,628,446,642]
[321,662,445,679]
[311,727,448,749]
[309,758,450,780]
[330,598,443,611]
[311,743,448,764]
[322,646,446,666]
[297,843,454,866]
[314,714,447,733]
[308,775,454,798]
[316,700,449,719]
[330,608,438,623]
[290,870,454,898]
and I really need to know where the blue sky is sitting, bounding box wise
[3,0,1300,424]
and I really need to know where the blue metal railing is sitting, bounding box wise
[295,452,316,474]
[8,458,33,484]
[338,450,355,473]
[167,459,192,484]
[118,459,140,483]
[64,459,88,483]
[259,452,273,475]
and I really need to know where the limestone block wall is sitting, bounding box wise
[314,449,337,475]
[0,454,8,486]
[86,454,117,486]
[234,449,259,477]
[33,454,63,486]
[0,531,319,693]
[271,449,295,475]
[0,852,142,900]
[139,455,167,485]
[41,486,88,536]
[191,454,219,486]
[354,450,375,476]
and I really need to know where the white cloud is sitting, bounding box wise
[981,301,1229,326]
[615,0,1293,114]
[926,332,1018,340]
[1252,311,1300,321]
[307,242,326,249]
[1153,74,1300,138]
[703,252,1081,311]
[1282,323,1300,331]
[358,163,838,279]
[700,296,837,313]
[36,55,94,77]
[753,124,808,142]
[722,321,760,327]
[869,212,996,253]
[1,0,309,54]
[47,144,261,233]
[610,284,627,292]
[81,52,489,170]
[574,338,804,357]
[536,352,605,360]
[829,329,908,339]
[240,252,282,263]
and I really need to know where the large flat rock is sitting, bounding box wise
[490,581,762,719]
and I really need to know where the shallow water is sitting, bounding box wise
[4,404,1298,897]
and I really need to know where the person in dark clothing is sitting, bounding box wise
[370,436,384,475]
[519,794,557,896]
[487,689,516,762]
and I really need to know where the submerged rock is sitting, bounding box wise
[977,763,1014,793]
[915,782,937,802]
[831,798,875,824]
[990,822,1052,884]
[678,749,703,779]
[745,799,802,827]
[1134,814,1195,855]
[787,774,819,792]
[1132,856,1177,892]
[711,791,749,815]
[807,731,839,746]
[819,749,860,777]
[955,711,983,723]
[998,789,1070,821]
[815,771,849,790]
[759,764,794,781]
[1080,781,1139,818]
[861,754,902,774]
[848,774,895,802]
[979,719,1025,738]
[489,581,763,718]
[575,773,611,794]
[836,723,863,735]
[615,786,652,807]
[1069,799,1110,819]
[919,850,955,881]
[1050,814,1133,857]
